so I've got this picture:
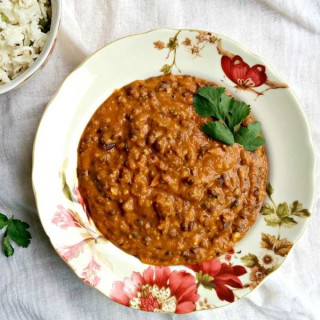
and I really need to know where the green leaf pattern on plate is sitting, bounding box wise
[260,184,310,239]
[241,184,310,290]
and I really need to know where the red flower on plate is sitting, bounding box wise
[188,258,246,303]
[110,266,199,314]
[221,55,267,88]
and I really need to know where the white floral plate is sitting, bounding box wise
[32,29,316,314]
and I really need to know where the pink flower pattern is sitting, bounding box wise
[110,266,199,314]
[54,183,247,309]
[56,238,94,261]
[75,187,86,210]
[54,183,105,288]
[81,254,101,287]
[51,205,81,229]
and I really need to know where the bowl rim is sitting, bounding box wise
[0,0,62,95]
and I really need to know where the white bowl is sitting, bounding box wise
[0,0,62,95]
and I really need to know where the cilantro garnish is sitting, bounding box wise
[234,121,265,151]
[39,18,51,33]
[201,121,234,146]
[0,213,31,257]
[193,86,265,151]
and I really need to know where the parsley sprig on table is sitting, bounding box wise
[193,86,265,151]
[0,213,31,257]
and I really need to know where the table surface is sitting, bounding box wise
[0,1,319,319]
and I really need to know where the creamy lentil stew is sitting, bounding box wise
[77,75,268,266]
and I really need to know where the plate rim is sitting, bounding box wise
[32,28,317,314]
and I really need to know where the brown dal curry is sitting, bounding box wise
[77,75,268,265]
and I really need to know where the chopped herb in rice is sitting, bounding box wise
[0,0,51,84]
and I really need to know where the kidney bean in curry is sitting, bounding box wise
[77,75,268,266]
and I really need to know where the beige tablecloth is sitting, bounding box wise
[0,1,319,319]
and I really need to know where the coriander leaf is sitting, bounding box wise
[234,121,265,151]
[193,95,217,117]
[0,213,9,229]
[7,219,31,248]
[242,135,265,151]
[227,100,251,132]
[197,86,225,106]
[219,93,233,116]
[195,86,229,120]
[201,121,234,146]
[193,86,265,150]
[3,232,14,257]
[39,18,51,33]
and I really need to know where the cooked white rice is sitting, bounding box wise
[0,0,51,84]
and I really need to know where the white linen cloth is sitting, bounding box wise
[0,1,319,319]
